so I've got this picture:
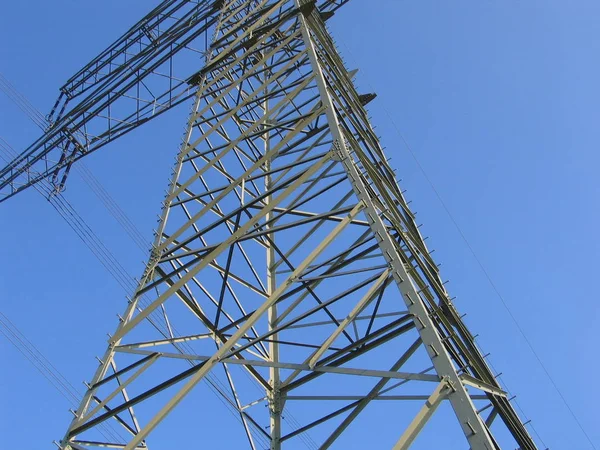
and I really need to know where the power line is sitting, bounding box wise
[0,79,314,448]
[0,138,275,447]
[0,312,126,443]
[0,71,151,253]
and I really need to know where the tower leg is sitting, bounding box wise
[295,4,496,449]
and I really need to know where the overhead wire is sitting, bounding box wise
[0,72,47,129]
[0,137,272,448]
[0,312,125,444]
[0,72,150,253]
[0,141,129,443]
[16,74,316,448]
[75,163,149,253]
[0,76,307,448]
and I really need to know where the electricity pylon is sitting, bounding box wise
[1,1,538,449]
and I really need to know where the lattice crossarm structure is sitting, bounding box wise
[0,0,349,204]
[45,1,539,449]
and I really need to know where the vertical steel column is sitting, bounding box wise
[264,84,283,449]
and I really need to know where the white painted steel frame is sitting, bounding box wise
[56,1,538,449]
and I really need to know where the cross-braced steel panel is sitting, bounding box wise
[1,1,539,449]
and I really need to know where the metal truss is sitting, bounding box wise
[0,0,348,202]
[3,1,538,449]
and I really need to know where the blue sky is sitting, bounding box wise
[0,0,598,448]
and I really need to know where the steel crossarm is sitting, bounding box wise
[0,0,350,203]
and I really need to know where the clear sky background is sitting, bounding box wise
[0,1,598,449]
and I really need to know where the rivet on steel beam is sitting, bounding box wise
[466,421,477,435]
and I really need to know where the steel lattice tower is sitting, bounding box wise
[0,1,539,449]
